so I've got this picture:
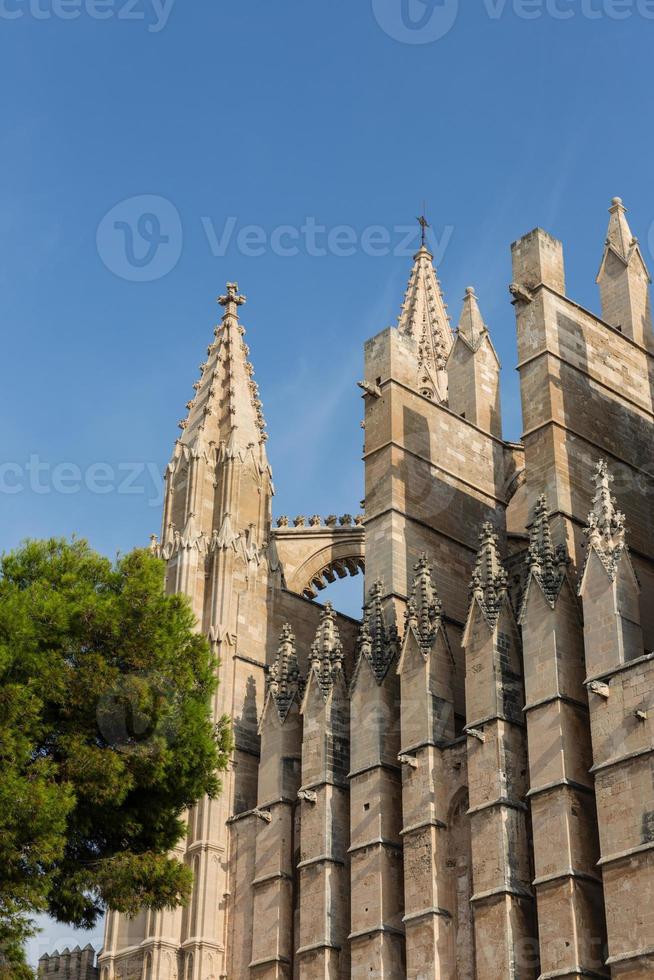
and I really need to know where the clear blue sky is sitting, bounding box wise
[4,0,654,963]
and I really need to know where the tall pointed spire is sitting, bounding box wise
[469,523,509,629]
[354,580,399,684]
[447,285,502,435]
[583,460,627,579]
[309,602,345,698]
[397,239,454,395]
[178,282,268,454]
[268,624,304,722]
[404,554,442,654]
[597,198,653,347]
[457,287,487,351]
[525,496,568,606]
[604,197,639,263]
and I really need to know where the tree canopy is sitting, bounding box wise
[0,539,230,975]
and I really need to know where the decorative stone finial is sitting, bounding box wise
[526,496,568,605]
[268,624,303,722]
[405,553,442,654]
[469,523,509,629]
[584,460,627,579]
[356,580,399,684]
[310,602,345,697]
[218,281,247,316]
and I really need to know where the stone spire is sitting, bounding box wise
[582,459,627,580]
[525,495,568,606]
[604,197,640,262]
[404,553,442,654]
[597,198,653,347]
[468,523,509,630]
[447,286,502,435]
[354,580,399,684]
[457,286,487,350]
[397,243,454,394]
[268,624,304,722]
[178,282,268,456]
[309,602,345,698]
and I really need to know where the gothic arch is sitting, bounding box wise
[294,545,365,599]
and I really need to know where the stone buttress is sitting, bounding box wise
[296,603,351,979]
[578,462,654,977]
[519,496,607,979]
[249,624,304,978]
[397,554,473,980]
[463,525,536,979]
[348,581,404,978]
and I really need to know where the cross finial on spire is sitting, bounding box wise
[417,211,430,248]
[218,282,246,319]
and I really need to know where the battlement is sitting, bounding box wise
[37,945,98,980]
[275,513,364,529]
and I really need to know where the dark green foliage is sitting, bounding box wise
[0,539,230,971]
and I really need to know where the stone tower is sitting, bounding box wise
[96,198,654,979]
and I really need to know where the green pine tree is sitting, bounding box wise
[0,539,231,975]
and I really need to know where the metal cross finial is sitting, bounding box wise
[417,212,430,247]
